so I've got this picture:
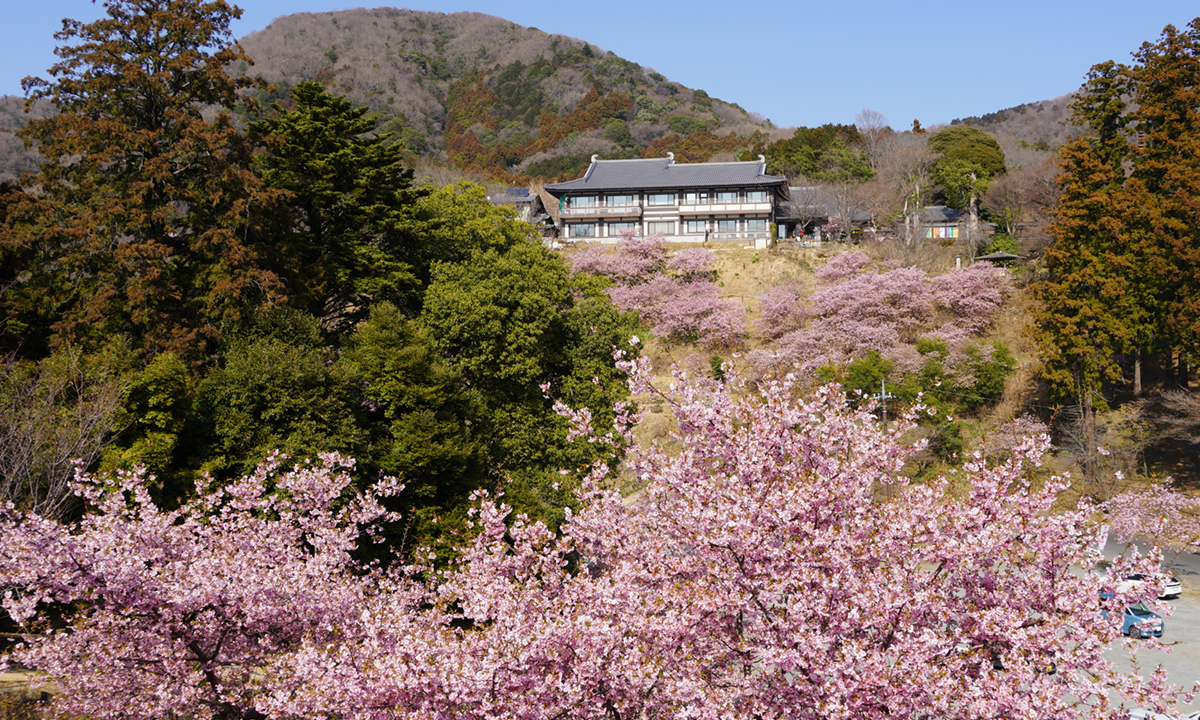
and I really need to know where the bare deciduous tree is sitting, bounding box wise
[854,108,890,171]
[0,348,127,519]
[784,184,827,239]
[1056,403,1151,500]
[875,138,937,245]
[983,156,1062,242]
[1155,389,1200,443]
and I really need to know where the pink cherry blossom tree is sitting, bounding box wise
[821,214,843,241]
[568,230,666,284]
[2,358,1190,720]
[757,284,809,339]
[262,358,1188,720]
[665,246,717,281]
[1103,479,1200,572]
[753,252,1010,378]
[0,453,401,720]
[573,233,744,348]
[815,249,874,281]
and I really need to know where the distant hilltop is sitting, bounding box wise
[3,8,1081,184]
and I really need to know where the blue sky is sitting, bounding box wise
[4,1,1197,130]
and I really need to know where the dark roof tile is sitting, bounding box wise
[545,155,787,194]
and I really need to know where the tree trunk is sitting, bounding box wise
[1082,390,1098,497]
[967,173,982,262]
[1134,349,1143,397]
[1180,357,1190,388]
[1165,347,1176,386]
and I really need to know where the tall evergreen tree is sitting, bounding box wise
[250,82,423,328]
[1128,19,1200,379]
[1036,18,1200,489]
[1034,139,1138,490]
[8,0,282,360]
[1068,60,1134,169]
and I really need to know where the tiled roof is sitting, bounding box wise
[777,186,869,223]
[490,188,539,206]
[922,206,967,224]
[544,155,787,194]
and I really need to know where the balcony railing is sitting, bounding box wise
[679,200,771,214]
[680,196,769,205]
[560,202,642,217]
[564,230,772,244]
[560,197,773,216]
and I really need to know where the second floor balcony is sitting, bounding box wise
[559,201,642,218]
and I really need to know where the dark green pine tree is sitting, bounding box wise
[250,82,425,329]
[1128,19,1200,381]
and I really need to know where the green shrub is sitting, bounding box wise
[666,114,708,136]
[985,233,1019,255]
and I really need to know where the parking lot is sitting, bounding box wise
[1104,537,1200,715]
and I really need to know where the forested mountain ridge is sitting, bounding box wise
[233,8,778,180]
[2,7,1086,184]
[1,8,771,182]
[948,94,1081,149]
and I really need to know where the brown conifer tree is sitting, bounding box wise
[11,0,283,360]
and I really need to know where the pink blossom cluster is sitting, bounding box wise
[815,249,874,281]
[754,252,1010,374]
[0,453,402,720]
[972,414,1052,459]
[572,234,744,347]
[568,230,666,283]
[1,361,1190,718]
[1102,479,1200,570]
[665,246,717,281]
[756,284,809,339]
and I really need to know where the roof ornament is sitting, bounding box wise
[666,151,675,164]
[583,155,599,181]
[758,154,766,175]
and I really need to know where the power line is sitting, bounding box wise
[897,385,1199,427]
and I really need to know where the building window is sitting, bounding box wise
[716,191,737,204]
[746,190,768,202]
[925,226,957,239]
[569,223,596,237]
[717,219,737,233]
[647,193,675,206]
[746,218,767,232]
[646,221,674,235]
[607,194,634,206]
[685,220,707,234]
[570,195,597,207]
[607,221,637,235]
[683,191,709,205]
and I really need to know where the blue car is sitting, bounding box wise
[1101,594,1164,639]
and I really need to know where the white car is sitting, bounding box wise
[1119,573,1183,600]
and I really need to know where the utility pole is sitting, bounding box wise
[873,378,897,503]
[874,379,896,427]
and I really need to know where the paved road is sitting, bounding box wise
[1103,536,1200,715]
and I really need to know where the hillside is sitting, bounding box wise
[2,8,1089,184]
[947,94,1083,148]
[0,96,52,182]
[230,8,778,179]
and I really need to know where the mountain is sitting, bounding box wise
[947,95,1082,149]
[232,8,777,180]
[1,8,1084,184]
